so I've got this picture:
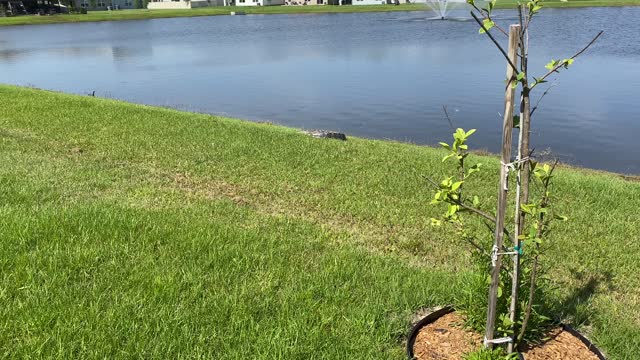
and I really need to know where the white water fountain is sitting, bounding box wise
[424,0,474,20]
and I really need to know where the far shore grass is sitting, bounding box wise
[1,84,639,358]
[1,0,639,27]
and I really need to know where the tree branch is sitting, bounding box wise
[531,31,603,90]
[517,159,558,346]
[457,199,497,224]
[529,84,556,118]
[443,105,455,132]
[423,175,498,224]
[471,12,520,77]
[469,4,508,36]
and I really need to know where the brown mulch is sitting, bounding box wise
[412,312,601,360]
[412,312,482,360]
[521,327,600,360]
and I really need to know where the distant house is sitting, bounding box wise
[352,0,387,4]
[235,0,283,6]
[284,0,326,5]
[0,0,29,15]
[17,0,70,14]
[147,0,225,9]
[72,0,136,11]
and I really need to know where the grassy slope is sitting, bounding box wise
[1,0,639,27]
[0,85,639,358]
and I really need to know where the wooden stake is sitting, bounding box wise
[508,10,530,353]
[485,24,520,348]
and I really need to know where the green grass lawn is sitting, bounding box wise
[1,85,639,358]
[1,0,639,27]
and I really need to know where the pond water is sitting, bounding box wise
[1,8,638,174]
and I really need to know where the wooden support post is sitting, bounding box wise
[508,11,530,353]
[484,24,520,349]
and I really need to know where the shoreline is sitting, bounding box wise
[1,1,639,27]
[4,84,638,178]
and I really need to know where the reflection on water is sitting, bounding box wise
[0,46,151,61]
[0,9,639,174]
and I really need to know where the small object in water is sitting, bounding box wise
[303,130,347,141]
[88,91,95,97]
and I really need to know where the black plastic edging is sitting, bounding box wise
[406,306,525,360]
[560,324,607,360]
[406,306,455,359]
[407,308,605,359]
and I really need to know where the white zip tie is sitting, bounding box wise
[501,156,530,191]
[501,156,530,172]
[484,336,513,346]
[491,245,518,268]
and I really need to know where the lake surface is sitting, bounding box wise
[1,8,638,174]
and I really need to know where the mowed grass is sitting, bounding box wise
[0,85,639,358]
[1,0,639,27]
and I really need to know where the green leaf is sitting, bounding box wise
[467,163,482,176]
[439,142,451,150]
[451,181,464,191]
[502,315,513,326]
[466,129,477,137]
[520,204,534,215]
[442,153,455,162]
[472,195,480,206]
[545,59,558,70]
[479,19,495,34]
[497,286,503,298]
[517,72,525,81]
[561,58,575,69]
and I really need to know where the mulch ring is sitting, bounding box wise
[521,327,601,360]
[412,312,482,360]
[412,311,602,360]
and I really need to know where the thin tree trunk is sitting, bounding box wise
[518,217,542,344]
[508,7,531,353]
